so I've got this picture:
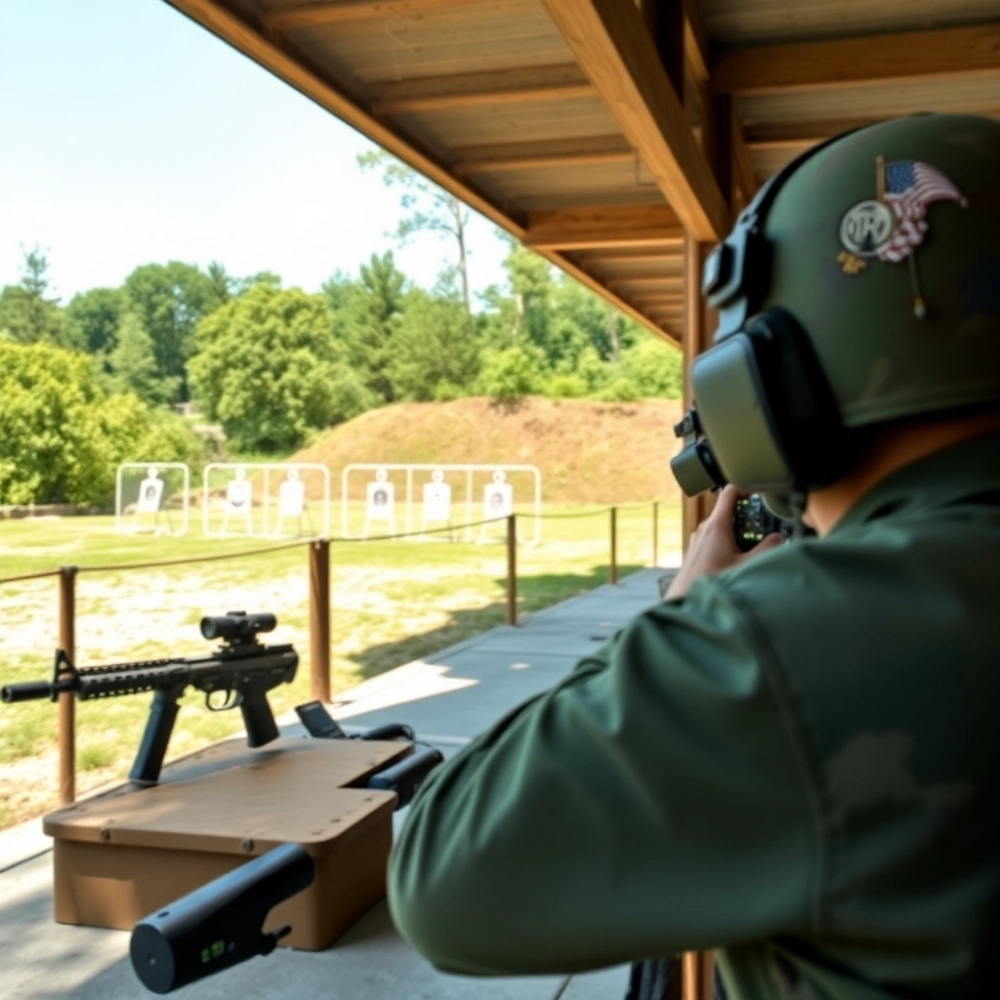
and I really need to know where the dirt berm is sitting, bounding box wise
[291,396,683,504]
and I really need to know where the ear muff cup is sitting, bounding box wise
[691,308,854,492]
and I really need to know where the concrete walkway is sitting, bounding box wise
[0,567,673,1000]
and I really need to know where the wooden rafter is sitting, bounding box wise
[370,65,595,116]
[453,136,634,175]
[682,0,710,85]
[163,0,679,347]
[577,251,684,269]
[264,0,476,32]
[713,22,1000,95]
[608,277,683,290]
[525,204,683,251]
[541,0,730,241]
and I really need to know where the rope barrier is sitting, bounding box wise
[74,537,313,575]
[0,568,62,586]
[329,515,507,543]
[0,501,667,581]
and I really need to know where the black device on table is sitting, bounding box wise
[131,702,444,993]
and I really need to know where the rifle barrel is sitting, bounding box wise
[1,680,55,703]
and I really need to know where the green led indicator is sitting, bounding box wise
[201,940,226,963]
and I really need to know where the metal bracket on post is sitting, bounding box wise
[58,565,77,804]
[609,507,618,585]
[506,514,517,626]
[308,539,331,704]
[652,501,660,567]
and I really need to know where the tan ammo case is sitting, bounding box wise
[43,736,410,950]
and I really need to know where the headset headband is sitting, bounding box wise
[702,130,861,339]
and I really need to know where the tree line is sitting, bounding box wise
[0,233,680,505]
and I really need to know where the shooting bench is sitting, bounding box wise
[42,736,411,950]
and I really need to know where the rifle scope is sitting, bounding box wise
[131,843,313,994]
[200,612,276,644]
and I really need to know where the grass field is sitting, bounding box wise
[0,503,681,829]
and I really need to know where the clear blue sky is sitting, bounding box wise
[0,0,509,304]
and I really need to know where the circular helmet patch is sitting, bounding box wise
[839,199,895,257]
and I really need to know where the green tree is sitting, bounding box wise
[64,286,125,359]
[476,343,547,407]
[0,342,201,504]
[108,312,179,406]
[390,288,481,401]
[189,285,366,452]
[123,262,218,401]
[329,252,407,404]
[358,149,474,327]
[206,261,237,304]
[0,246,66,347]
[617,336,683,398]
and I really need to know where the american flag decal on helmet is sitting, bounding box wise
[877,160,968,263]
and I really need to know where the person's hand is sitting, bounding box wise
[664,486,783,600]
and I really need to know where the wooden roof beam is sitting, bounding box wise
[525,204,684,251]
[264,0,477,32]
[454,138,635,175]
[541,0,729,241]
[370,65,594,116]
[713,22,1000,95]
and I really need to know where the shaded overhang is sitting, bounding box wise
[162,0,1000,348]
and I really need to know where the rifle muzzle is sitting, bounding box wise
[2,681,55,703]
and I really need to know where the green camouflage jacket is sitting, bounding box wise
[389,428,1000,999]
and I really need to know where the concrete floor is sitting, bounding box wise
[0,567,674,1000]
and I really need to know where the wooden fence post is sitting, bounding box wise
[309,539,331,703]
[609,507,618,585]
[506,514,517,626]
[652,501,659,567]
[58,566,77,805]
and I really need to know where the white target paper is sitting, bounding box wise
[136,477,164,514]
[366,480,395,520]
[422,481,451,522]
[225,479,252,512]
[278,478,305,517]
[483,482,513,518]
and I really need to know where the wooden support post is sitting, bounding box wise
[640,0,685,100]
[309,539,331,704]
[58,566,77,805]
[609,507,618,585]
[506,515,517,626]
[652,501,659,567]
[682,951,716,1000]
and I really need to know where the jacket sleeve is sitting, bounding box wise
[388,576,819,976]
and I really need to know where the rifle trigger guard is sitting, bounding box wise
[206,688,241,712]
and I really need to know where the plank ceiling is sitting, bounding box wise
[162,0,1000,347]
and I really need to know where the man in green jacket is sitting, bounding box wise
[388,114,1000,999]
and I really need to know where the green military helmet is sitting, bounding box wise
[671,114,1000,500]
[761,113,1000,429]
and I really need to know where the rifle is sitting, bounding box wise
[1,611,297,786]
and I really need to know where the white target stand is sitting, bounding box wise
[342,464,541,544]
[115,463,190,536]
[202,463,330,538]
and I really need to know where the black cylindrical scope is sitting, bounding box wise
[130,843,313,994]
[200,612,277,644]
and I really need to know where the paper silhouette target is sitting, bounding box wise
[363,470,396,537]
[221,467,253,536]
[136,468,164,514]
